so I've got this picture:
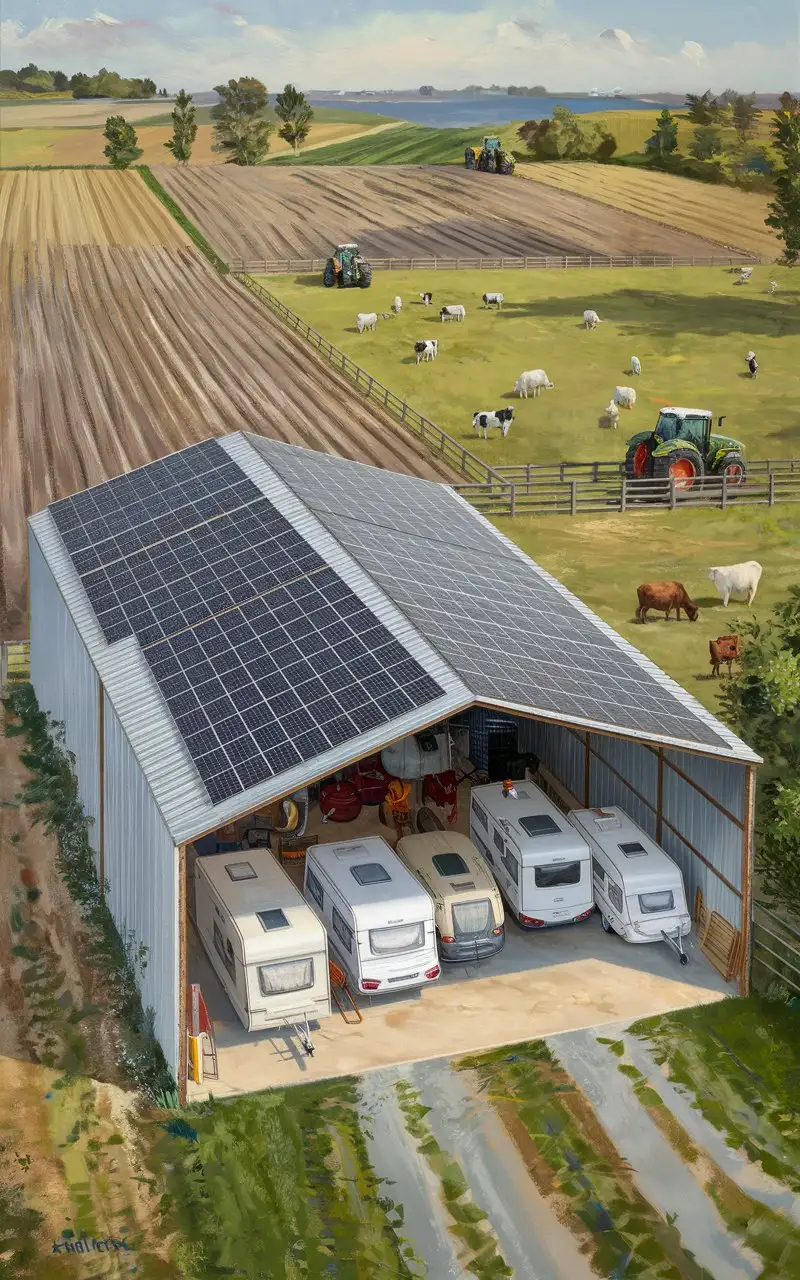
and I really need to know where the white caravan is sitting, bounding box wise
[469,781,595,928]
[303,837,440,995]
[194,849,331,1038]
[567,807,691,964]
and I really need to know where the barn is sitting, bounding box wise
[27,434,760,1100]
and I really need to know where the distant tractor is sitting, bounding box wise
[464,136,515,175]
[323,243,372,289]
[625,407,747,490]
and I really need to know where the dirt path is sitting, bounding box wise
[153,163,730,263]
[551,1027,762,1279]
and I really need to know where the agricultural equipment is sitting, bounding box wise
[322,243,372,289]
[625,407,747,489]
[464,136,515,175]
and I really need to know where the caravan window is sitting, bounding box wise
[519,814,560,838]
[472,797,489,832]
[257,957,314,997]
[452,899,492,940]
[535,861,581,888]
[369,922,424,956]
[432,852,470,878]
[351,863,391,886]
[213,923,236,981]
[500,847,519,885]
[639,890,675,914]
[257,909,289,932]
[306,868,325,909]
[332,907,354,954]
[607,880,623,912]
[493,829,505,856]
[592,857,605,885]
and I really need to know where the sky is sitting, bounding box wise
[2,2,797,93]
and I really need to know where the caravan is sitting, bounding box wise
[194,849,331,1034]
[469,781,594,928]
[567,807,691,963]
[304,837,440,995]
[395,830,505,962]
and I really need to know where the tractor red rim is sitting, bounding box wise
[723,463,744,482]
[633,443,649,477]
[669,458,697,488]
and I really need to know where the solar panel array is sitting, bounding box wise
[49,440,445,806]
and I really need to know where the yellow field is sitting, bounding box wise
[517,162,779,260]
[577,108,773,155]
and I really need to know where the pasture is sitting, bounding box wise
[259,265,800,472]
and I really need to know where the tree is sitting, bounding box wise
[721,586,800,915]
[419,85,434,96]
[518,108,615,161]
[766,94,800,264]
[17,63,39,81]
[70,73,92,99]
[732,93,761,142]
[211,77,272,165]
[103,116,143,169]
[690,125,724,160]
[140,78,157,97]
[163,89,197,164]
[645,108,680,157]
[50,70,70,92]
[274,83,314,153]
[685,90,717,124]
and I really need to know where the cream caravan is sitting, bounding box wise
[395,831,505,962]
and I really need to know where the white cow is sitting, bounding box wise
[601,400,620,429]
[514,369,554,398]
[612,385,637,410]
[708,562,762,607]
[630,356,642,375]
[414,339,438,364]
[738,267,754,283]
[583,309,602,329]
[768,281,778,294]
[482,292,504,308]
[440,304,466,322]
[392,296,402,313]
[356,312,378,333]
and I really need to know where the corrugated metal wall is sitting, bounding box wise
[104,695,180,1076]
[29,530,101,843]
[515,715,745,931]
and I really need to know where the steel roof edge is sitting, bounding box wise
[444,489,762,766]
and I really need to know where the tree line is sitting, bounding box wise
[103,80,314,169]
[517,106,618,162]
[0,63,165,99]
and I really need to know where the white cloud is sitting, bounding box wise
[0,8,792,91]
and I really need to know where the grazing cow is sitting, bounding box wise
[613,386,637,410]
[482,292,504,309]
[414,339,438,364]
[420,292,433,306]
[709,634,740,679]
[356,312,378,333]
[738,266,754,283]
[746,350,759,377]
[514,369,554,398]
[708,561,762,607]
[472,408,514,439]
[440,304,466,322]
[583,309,602,329]
[636,582,699,623]
[392,296,402,313]
[768,281,778,294]
[630,356,641,375]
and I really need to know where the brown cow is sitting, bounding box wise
[710,634,740,678]
[636,582,699,623]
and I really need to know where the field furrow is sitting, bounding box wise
[153,163,730,263]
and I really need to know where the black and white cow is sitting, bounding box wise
[440,304,466,322]
[472,407,514,438]
[419,292,433,306]
[482,292,504,308]
[414,339,438,364]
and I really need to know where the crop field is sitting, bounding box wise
[577,107,774,155]
[517,162,780,260]
[0,172,453,639]
[156,163,728,264]
[264,120,521,166]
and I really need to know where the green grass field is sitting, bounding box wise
[259,267,800,469]
[264,120,520,165]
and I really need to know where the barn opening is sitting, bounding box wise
[27,433,759,1103]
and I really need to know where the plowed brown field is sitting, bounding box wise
[0,173,454,639]
[153,163,728,263]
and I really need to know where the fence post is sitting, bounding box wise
[570,480,577,516]
[509,484,516,518]
[769,471,776,506]
[526,462,531,491]
[620,479,627,513]
[721,473,728,510]
[669,478,677,510]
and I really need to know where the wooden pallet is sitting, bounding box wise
[695,890,742,981]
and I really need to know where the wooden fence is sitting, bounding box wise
[232,273,504,488]
[493,458,800,484]
[751,902,800,996]
[0,641,30,690]
[454,470,800,517]
[229,253,759,275]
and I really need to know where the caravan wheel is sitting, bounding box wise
[601,914,613,933]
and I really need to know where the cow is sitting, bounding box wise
[514,369,554,398]
[419,292,433,306]
[636,582,699,623]
[440,304,466,322]
[472,408,514,439]
[583,309,602,329]
[414,339,438,364]
[356,312,378,333]
[482,292,504,308]
[709,634,740,679]
[708,561,762,607]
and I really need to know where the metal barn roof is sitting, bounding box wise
[29,433,760,846]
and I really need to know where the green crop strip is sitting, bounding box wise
[137,166,229,274]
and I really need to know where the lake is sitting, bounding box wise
[304,96,670,127]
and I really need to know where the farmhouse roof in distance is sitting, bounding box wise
[28,433,760,845]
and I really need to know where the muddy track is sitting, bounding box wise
[1,242,455,639]
[153,163,729,263]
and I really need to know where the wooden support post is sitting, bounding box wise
[656,748,664,843]
[584,733,591,806]
[98,684,105,890]
[740,765,757,996]
[177,842,188,1107]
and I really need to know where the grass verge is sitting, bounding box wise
[138,165,229,274]
[457,1040,712,1278]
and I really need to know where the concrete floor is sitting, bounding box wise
[187,900,732,1100]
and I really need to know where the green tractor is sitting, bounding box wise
[323,243,372,289]
[625,407,747,490]
[464,136,515,175]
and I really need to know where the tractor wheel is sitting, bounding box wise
[358,265,372,288]
[625,439,654,480]
[714,452,747,485]
[652,448,705,490]
[323,261,335,288]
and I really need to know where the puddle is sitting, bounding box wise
[552,1029,761,1280]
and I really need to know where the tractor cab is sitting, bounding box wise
[625,407,746,489]
[483,136,501,152]
[322,243,372,289]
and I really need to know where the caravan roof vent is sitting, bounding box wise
[515,788,532,799]
[519,814,561,838]
[257,909,290,931]
[619,841,647,858]
[225,861,257,881]
[351,862,391,886]
[452,880,476,891]
[335,843,370,859]
[592,810,622,831]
